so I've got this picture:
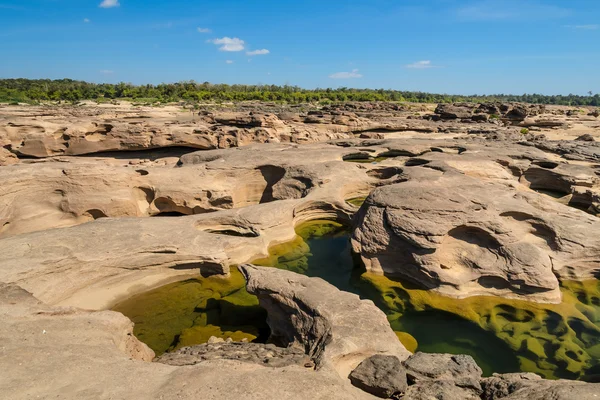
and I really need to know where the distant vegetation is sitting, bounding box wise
[1,78,598,106]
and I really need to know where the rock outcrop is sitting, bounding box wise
[351,163,600,302]
[349,355,408,398]
[239,264,411,377]
[0,282,375,400]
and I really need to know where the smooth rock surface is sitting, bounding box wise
[239,264,411,377]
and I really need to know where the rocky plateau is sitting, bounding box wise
[1,101,599,399]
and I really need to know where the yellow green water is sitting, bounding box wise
[112,269,268,355]
[114,220,600,381]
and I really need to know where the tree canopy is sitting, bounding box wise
[1,78,598,106]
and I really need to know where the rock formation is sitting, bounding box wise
[1,101,599,398]
[239,264,410,377]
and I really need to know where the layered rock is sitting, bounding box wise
[0,283,373,400]
[239,264,411,377]
[351,165,600,302]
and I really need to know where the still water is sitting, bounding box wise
[114,220,600,380]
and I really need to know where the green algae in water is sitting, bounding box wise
[360,273,600,381]
[253,220,361,294]
[114,219,600,381]
[113,268,269,356]
[255,220,600,380]
[346,197,367,207]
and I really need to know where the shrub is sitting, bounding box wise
[520,128,530,134]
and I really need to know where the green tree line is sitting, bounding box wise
[1,78,598,106]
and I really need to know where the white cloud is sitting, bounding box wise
[99,0,120,8]
[83,18,90,23]
[329,69,362,79]
[197,27,211,33]
[100,69,114,74]
[405,60,439,69]
[246,49,270,56]
[209,37,245,52]
[564,24,599,30]
[225,60,234,64]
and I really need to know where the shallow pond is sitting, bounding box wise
[114,220,600,381]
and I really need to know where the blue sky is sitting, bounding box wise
[0,0,598,95]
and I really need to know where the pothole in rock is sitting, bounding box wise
[113,268,270,356]
[346,197,367,207]
[114,220,600,381]
[343,153,392,164]
[529,188,598,216]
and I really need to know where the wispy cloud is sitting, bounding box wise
[329,69,362,79]
[456,0,570,21]
[225,60,234,64]
[99,0,120,9]
[564,24,599,30]
[83,18,90,23]
[197,27,211,33]
[246,49,270,56]
[405,60,442,69]
[208,37,245,52]
[100,69,114,75]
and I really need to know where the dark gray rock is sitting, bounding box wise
[480,373,544,400]
[576,134,596,142]
[349,355,407,398]
[156,340,313,368]
[403,352,483,392]
[403,380,481,400]
[435,103,475,120]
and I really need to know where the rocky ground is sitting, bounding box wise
[1,101,599,399]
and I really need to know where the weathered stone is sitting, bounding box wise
[157,341,312,368]
[351,165,600,302]
[238,264,411,377]
[349,355,407,398]
[403,352,482,392]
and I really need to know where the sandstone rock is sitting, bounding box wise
[349,355,407,398]
[157,341,312,368]
[0,282,374,400]
[435,103,474,120]
[403,380,481,400]
[480,372,545,399]
[403,352,482,392]
[351,167,600,302]
[238,264,411,377]
[576,133,596,142]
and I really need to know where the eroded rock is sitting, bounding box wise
[349,355,407,398]
[238,264,411,377]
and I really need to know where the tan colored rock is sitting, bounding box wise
[0,283,374,400]
[351,166,600,303]
[239,264,411,378]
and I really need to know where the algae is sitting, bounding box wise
[113,268,268,356]
[114,220,600,381]
[359,273,600,380]
[346,197,367,207]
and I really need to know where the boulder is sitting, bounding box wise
[351,168,600,302]
[403,352,482,392]
[434,103,474,120]
[576,134,595,142]
[238,264,411,377]
[349,355,407,398]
